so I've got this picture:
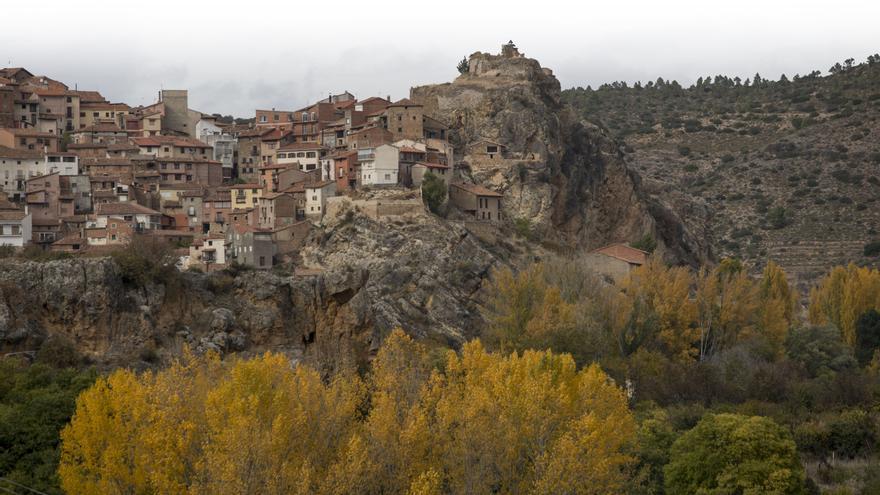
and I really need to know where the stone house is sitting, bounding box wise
[304,181,337,221]
[257,192,298,229]
[449,182,502,222]
[78,102,130,130]
[236,127,275,181]
[0,146,45,201]
[331,150,358,192]
[273,221,312,255]
[467,139,507,161]
[349,125,392,150]
[92,202,162,231]
[584,243,648,283]
[276,142,323,172]
[72,123,128,145]
[226,224,275,269]
[383,99,424,142]
[0,128,58,152]
[188,235,229,270]
[412,162,451,187]
[26,172,75,222]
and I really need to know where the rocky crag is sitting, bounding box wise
[412,44,708,265]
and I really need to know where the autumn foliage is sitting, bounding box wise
[59,332,636,495]
[486,258,798,364]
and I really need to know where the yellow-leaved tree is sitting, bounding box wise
[809,264,880,346]
[58,369,151,495]
[59,331,638,494]
[613,257,696,361]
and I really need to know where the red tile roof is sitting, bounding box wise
[590,243,648,266]
[96,202,161,216]
[451,182,502,197]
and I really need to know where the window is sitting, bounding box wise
[301,112,308,122]
[273,114,279,121]
[397,128,402,133]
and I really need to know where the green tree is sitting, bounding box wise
[456,57,469,74]
[420,172,447,215]
[631,235,657,253]
[0,361,97,495]
[665,413,806,495]
[855,309,880,366]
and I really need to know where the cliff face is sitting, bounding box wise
[0,211,498,370]
[412,50,707,264]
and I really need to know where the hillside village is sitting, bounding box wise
[0,49,534,273]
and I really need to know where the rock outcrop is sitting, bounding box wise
[411,47,706,264]
[0,211,499,370]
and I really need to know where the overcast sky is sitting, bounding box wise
[3,0,878,117]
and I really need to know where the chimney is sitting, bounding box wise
[386,95,391,102]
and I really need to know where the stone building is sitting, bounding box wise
[449,182,502,222]
[583,243,648,283]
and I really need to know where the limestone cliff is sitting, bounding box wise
[0,211,498,370]
[411,47,707,264]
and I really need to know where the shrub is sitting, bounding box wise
[864,241,880,257]
[631,234,657,253]
[513,217,532,240]
[828,409,876,458]
[421,171,447,215]
[677,145,691,157]
[766,206,792,229]
[665,414,806,494]
[111,235,178,287]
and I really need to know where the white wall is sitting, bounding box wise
[360,144,399,186]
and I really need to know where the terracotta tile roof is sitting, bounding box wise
[131,136,211,148]
[80,101,129,111]
[238,127,275,138]
[67,143,108,149]
[78,123,126,133]
[0,128,56,138]
[278,142,323,152]
[451,182,502,197]
[72,90,106,103]
[389,98,422,107]
[398,146,426,154]
[590,243,648,266]
[305,180,335,189]
[0,145,43,159]
[0,210,28,221]
[96,202,161,216]
[52,234,85,246]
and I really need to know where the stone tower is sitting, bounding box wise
[160,89,189,136]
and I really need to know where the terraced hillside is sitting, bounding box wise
[563,55,880,286]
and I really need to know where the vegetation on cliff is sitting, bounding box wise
[563,54,880,282]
